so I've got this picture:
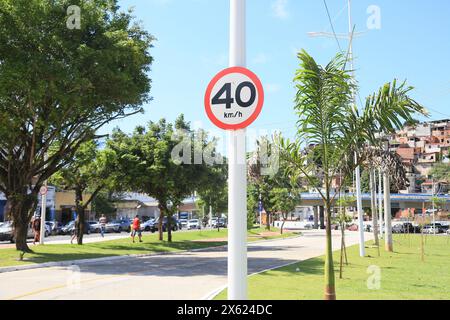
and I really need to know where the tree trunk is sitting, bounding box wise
[75,188,85,245]
[14,220,31,252]
[324,204,336,300]
[383,172,393,252]
[167,213,172,243]
[10,192,37,252]
[319,206,325,229]
[266,212,271,231]
[370,169,380,249]
[280,221,285,235]
[158,205,165,241]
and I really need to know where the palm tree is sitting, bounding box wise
[361,81,428,251]
[282,50,356,300]
[282,50,426,300]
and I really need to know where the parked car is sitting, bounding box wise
[179,219,188,229]
[87,221,102,233]
[46,221,63,235]
[104,221,122,233]
[217,218,227,228]
[149,217,180,233]
[187,219,201,230]
[61,221,91,235]
[347,224,358,231]
[114,219,132,232]
[422,224,441,234]
[141,219,155,232]
[0,221,35,243]
[211,218,227,228]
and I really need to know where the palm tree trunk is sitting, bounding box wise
[383,171,393,252]
[324,203,336,300]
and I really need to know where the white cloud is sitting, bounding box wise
[272,0,289,20]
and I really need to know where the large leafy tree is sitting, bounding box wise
[0,0,153,251]
[50,140,117,245]
[282,50,425,300]
[197,162,228,222]
[107,115,221,242]
[248,135,302,231]
[270,188,301,234]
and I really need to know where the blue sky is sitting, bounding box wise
[101,0,450,139]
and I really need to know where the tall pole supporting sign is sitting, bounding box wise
[228,0,247,300]
[205,0,263,300]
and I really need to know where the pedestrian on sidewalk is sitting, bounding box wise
[99,214,107,238]
[131,215,142,243]
[32,216,41,245]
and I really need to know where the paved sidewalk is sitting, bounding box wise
[0,230,372,300]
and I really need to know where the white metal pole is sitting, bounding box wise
[378,169,384,237]
[39,182,47,245]
[347,0,365,257]
[209,205,212,228]
[228,0,247,301]
[384,172,393,251]
[355,161,365,257]
[432,178,436,235]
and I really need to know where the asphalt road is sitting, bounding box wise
[0,230,372,300]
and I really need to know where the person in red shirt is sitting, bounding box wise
[131,215,142,243]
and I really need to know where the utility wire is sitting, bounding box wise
[323,0,343,52]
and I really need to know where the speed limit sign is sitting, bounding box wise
[204,67,264,130]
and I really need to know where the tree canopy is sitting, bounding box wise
[0,0,154,251]
[107,115,224,242]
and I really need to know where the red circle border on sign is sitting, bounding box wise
[204,66,264,130]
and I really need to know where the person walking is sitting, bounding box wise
[32,216,41,245]
[99,214,107,238]
[131,215,142,243]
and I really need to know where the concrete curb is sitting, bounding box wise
[0,234,302,274]
[201,260,301,300]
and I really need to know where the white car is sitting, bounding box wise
[179,219,188,229]
[187,219,201,230]
[422,225,439,234]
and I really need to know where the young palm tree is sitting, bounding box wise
[283,50,426,300]
[282,50,355,300]
[361,81,428,251]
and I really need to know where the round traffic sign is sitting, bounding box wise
[205,67,264,130]
[40,186,48,195]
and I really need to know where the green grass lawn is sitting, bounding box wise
[215,234,450,300]
[0,227,296,268]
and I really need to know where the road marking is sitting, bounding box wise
[6,275,124,300]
